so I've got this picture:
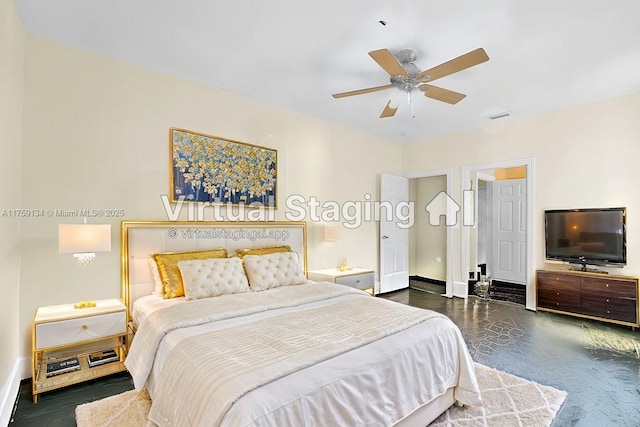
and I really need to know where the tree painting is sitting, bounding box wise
[170,128,276,206]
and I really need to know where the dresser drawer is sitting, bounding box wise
[335,272,375,289]
[35,311,126,350]
[537,288,581,313]
[581,294,637,323]
[537,272,580,291]
[581,277,637,298]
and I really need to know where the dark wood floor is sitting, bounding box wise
[10,372,133,426]
[10,288,640,426]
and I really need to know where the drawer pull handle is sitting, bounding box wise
[606,284,609,287]
[82,325,88,330]
[606,299,609,303]
[356,280,360,284]
[607,310,610,314]
[556,292,560,295]
[556,302,560,306]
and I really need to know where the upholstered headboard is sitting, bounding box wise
[120,221,307,320]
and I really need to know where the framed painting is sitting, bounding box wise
[170,128,277,207]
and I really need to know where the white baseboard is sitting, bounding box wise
[20,357,31,380]
[0,357,26,426]
[452,281,468,298]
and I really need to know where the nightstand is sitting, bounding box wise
[31,299,127,402]
[308,268,375,295]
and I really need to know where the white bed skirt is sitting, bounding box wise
[395,388,455,426]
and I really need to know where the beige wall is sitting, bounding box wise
[403,93,640,289]
[18,36,402,359]
[0,0,24,389]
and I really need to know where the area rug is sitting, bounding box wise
[75,363,566,427]
[75,388,151,427]
[430,363,566,426]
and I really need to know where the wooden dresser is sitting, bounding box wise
[536,270,639,328]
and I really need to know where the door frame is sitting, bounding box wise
[405,168,454,298]
[461,157,535,310]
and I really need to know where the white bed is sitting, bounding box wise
[121,221,482,426]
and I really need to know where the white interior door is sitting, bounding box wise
[491,178,526,284]
[379,174,409,293]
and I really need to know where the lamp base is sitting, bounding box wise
[74,300,97,309]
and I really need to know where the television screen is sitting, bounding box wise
[545,207,626,266]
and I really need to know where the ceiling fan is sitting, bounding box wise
[332,47,489,118]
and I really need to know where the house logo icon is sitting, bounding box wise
[425,191,460,226]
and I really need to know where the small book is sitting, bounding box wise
[46,357,80,377]
[88,349,119,368]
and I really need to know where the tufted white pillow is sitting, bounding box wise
[177,257,249,300]
[243,252,306,292]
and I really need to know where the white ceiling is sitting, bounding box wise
[14,0,640,143]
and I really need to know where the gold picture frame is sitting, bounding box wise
[169,128,277,207]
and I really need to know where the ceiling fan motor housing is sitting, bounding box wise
[391,49,430,91]
[395,48,417,64]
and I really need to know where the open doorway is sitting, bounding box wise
[405,168,453,297]
[472,169,527,305]
[462,158,535,310]
[409,175,447,295]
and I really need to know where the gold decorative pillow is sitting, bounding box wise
[233,245,292,258]
[152,249,228,298]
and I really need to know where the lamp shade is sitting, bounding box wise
[58,224,111,253]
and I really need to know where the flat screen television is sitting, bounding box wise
[544,207,626,268]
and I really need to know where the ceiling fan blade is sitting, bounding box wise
[368,49,408,78]
[416,48,489,82]
[332,84,393,99]
[379,101,398,118]
[421,84,467,104]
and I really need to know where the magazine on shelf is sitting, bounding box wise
[46,357,80,377]
[88,349,119,367]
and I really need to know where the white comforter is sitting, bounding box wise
[126,283,481,426]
